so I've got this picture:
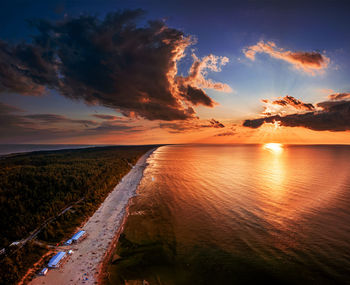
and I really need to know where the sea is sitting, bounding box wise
[106,144,350,285]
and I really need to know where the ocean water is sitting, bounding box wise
[107,144,350,284]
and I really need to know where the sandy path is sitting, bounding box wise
[29,148,157,285]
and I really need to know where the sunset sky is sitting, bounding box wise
[1,0,350,144]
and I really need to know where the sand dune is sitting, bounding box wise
[29,148,157,285]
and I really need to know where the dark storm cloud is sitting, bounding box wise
[180,85,215,107]
[268,95,315,111]
[0,10,230,121]
[243,99,350,131]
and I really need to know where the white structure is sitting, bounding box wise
[39,268,48,276]
[48,252,66,268]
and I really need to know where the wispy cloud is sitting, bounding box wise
[159,118,225,133]
[0,102,145,143]
[243,41,330,75]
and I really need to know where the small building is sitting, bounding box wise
[10,241,21,247]
[68,250,73,255]
[64,239,72,245]
[71,230,86,243]
[47,251,66,268]
[39,268,48,276]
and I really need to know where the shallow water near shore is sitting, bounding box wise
[106,144,350,284]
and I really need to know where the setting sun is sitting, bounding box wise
[263,143,284,154]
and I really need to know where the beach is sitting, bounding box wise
[29,147,157,285]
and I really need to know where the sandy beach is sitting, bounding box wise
[29,148,157,285]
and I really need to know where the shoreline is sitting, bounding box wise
[29,147,158,285]
[97,191,133,284]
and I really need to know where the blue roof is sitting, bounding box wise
[71,230,85,241]
[48,252,66,267]
[64,239,72,245]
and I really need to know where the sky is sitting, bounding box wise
[0,0,350,144]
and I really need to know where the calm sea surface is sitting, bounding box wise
[107,144,350,284]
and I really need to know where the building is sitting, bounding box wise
[47,252,66,268]
[71,230,86,243]
[64,239,72,245]
[39,268,48,276]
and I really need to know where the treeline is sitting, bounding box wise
[0,145,155,284]
[0,242,48,285]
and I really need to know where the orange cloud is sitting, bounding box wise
[243,41,330,75]
[176,54,232,93]
[328,92,350,100]
[159,118,225,133]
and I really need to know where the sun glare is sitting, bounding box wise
[273,120,281,129]
[263,143,284,154]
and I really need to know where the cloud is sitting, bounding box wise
[24,114,97,127]
[0,102,143,142]
[214,131,236,137]
[0,10,231,121]
[0,102,24,113]
[0,41,53,95]
[88,120,144,133]
[208,118,225,128]
[179,85,215,107]
[92,114,122,120]
[176,54,232,93]
[270,95,315,111]
[243,41,329,75]
[159,118,225,133]
[328,93,350,101]
[243,94,350,131]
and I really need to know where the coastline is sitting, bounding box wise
[29,147,158,285]
[97,191,133,284]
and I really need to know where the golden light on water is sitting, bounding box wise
[263,143,284,154]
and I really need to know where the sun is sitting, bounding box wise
[263,143,284,154]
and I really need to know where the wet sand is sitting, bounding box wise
[29,148,157,285]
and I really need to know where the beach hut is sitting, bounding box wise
[47,251,66,268]
[71,230,86,242]
[64,239,72,245]
[39,268,48,276]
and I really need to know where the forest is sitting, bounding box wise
[0,145,155,284]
